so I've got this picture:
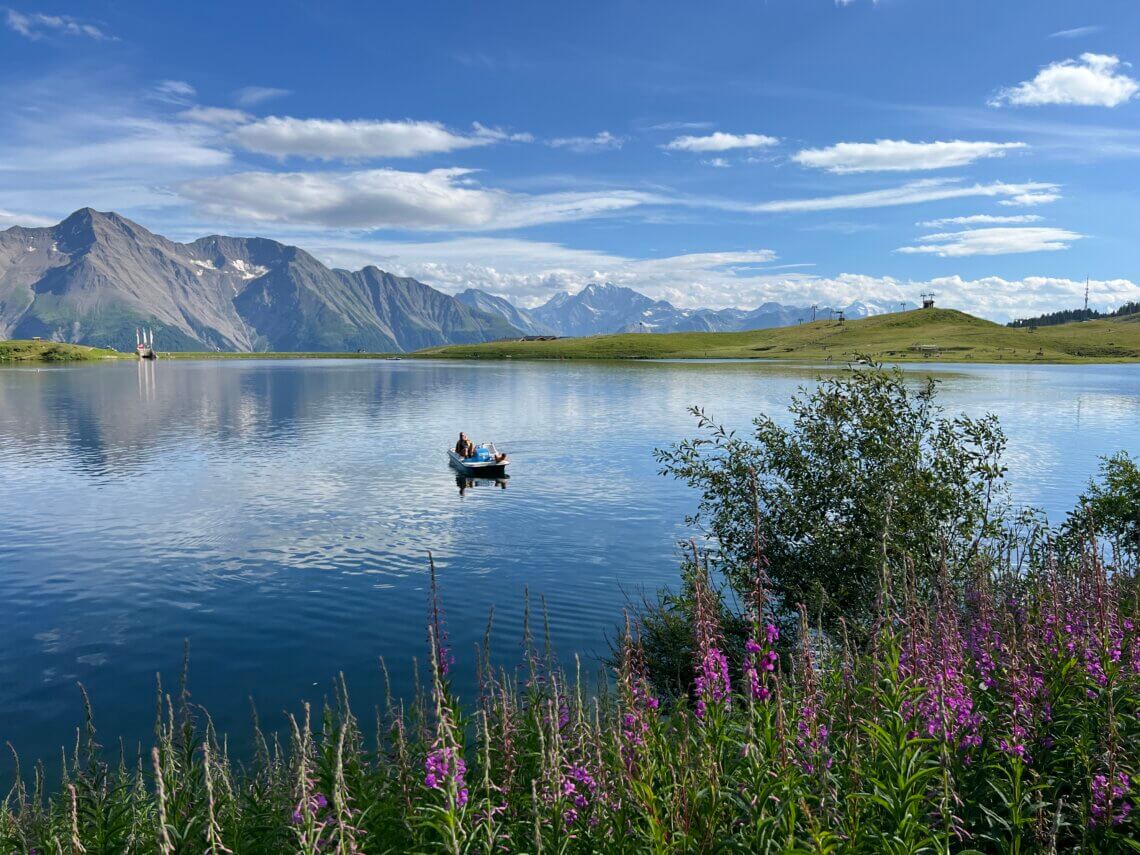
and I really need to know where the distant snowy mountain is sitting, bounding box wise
[454,289,556,336]
[513,282,914,336]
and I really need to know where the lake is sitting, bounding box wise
[1,358,1138,771]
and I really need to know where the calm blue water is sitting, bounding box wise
[1,358,1138,770]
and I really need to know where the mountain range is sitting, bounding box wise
[0,209,911,352]
[514,282,910,337]
[0,209,517,352]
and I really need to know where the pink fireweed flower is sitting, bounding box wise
[617,624,660,773]
[291,791,329,825]
[743,624,779,701]
[900,602,982,755]
[694,646,731,718]
[424,746,469,807]
[691,555,730,718]
[1091,770,1132,826]
[541,759,601,830]
[795,609,831,774]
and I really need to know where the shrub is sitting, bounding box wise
[655,363,1008,641]
[1064,452,1140,566]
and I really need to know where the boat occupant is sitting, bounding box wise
[455,432,475,458]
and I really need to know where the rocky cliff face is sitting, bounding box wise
[454,289,556,336]
[0,209,518,352]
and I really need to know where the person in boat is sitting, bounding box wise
[455,432,475,458]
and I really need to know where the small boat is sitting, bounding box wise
[136,328,156,360]
[448,442,509,476]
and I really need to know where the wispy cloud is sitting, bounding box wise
[990,53,1139,107]
[233,86,291,107]
[792,139,1026,173]
[5,8,112,40]
[152,79,197,105]
[745,179,1060,213]
[178,167,660,230]
[998,191,1060,207]
[0,208,57,228]
[547,131,625,153]
[897,226,1083,257]
[0,114,230,173]
[229,117,531,159]
[646,120,714,131]
[1049,25,1102,39]
[917,214,1043,227]
[701,157,730,168]
[663,132,779,152]
[178,106,251,126]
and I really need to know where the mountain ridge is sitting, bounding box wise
[471,282,914,338]
[0,209,518,353]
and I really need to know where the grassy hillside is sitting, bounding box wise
[414,308,1140,364]
[0,340,128,362]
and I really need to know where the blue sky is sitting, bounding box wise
[3,0,1140,319]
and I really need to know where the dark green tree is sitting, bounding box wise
[655,364,1008,640]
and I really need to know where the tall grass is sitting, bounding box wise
[3,542,1138,852]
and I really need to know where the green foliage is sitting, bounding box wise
[656,364,1008,640]
[1065,452,1140,564]
[0,340,126,362]
[1008,301,1140,328]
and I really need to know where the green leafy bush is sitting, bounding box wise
[655,364,1008,641]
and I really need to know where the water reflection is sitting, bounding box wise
[0,358,1138,774]
[456,474,510,496]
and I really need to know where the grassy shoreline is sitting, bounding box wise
[0,340,128,363]
[5,308,1140,365]
[414,308,1140,364]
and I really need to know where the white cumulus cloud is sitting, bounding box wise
[230,117,531,160]
[663,132,779,152]
[897,226,1083,257]
[990,53,1139,107]
[792,139,1027,173]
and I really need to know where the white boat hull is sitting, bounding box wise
[448,448,509,476]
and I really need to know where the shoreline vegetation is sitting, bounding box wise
[4,308,1140,366]
[3,364,1139,852]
